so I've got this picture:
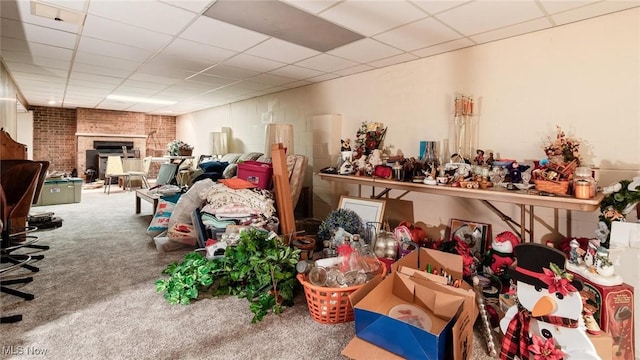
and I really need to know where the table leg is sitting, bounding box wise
[136,194,141,214]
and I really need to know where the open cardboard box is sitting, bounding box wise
[343,248,479,360]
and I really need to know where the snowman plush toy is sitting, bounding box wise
[500,243,600,360]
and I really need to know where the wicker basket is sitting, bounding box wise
[178,148,193,156]
[534,179,570,195]
[297,263,386,324]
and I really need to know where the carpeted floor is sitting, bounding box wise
[1,186,499,359]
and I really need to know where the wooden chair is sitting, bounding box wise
[104,156,130,194]
[127,156,152,189]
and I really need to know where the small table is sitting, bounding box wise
[135,189,160,214]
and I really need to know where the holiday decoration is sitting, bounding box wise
[500,243,600,360]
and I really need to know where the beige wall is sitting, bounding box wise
[178,8,640,241]
[0,61,18,136]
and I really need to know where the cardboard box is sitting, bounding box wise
[588,332,614,360]
[350,269,465,360]
[570,272,635,360]
[344,248,479,360]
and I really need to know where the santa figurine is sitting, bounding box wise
[484,231,520,277]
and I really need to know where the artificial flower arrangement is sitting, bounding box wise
[167,139,194,156]
[596,177,640,248]
[532,126,582,194]
[354,121,387,159]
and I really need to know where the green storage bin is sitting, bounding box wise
[35,178,83,206]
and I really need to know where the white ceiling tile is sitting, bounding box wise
[159,0,216,14]
[268,65,325,79]
[112,86,162,97]
[127,73,182,86]
[410,0,469,15]
[411,37,475,58]
[155,86,209,98]
[1,36,74,60]
[538,1,599,14]
[1,19,77,49]
[0,51,71,70]
[179,17,269,52]
[118,79,170,91]
[319,0,428,36]
[374,17,462,51]
[82,15,173,51]
[74,51,141,71]
[295,53,358,72]
[281,80,312,89]
[282,0,341,14]
[69,71,124,85]
[328,38,404,63]
[334,64,374,76]
[224,53,287,73]
[66,80,117,91]
[161,38,238,64]
[184,74,238,87]
[245,38,320,64]
[551,1,640,25]
[95,100,132,111]
[201,64,260,80]
[42,0,89,13]
[71,63,134,78]
[77,36,154,62]
[230,80,278,91]
[203,85,254,98]
[249,73,297,86]
[87,0,196,35]
[306,73,341,82]
[144,54,213,73]
[3,62,68,77]
[470,17,553,44]
[367,52,419,68]
[436,0,545,36]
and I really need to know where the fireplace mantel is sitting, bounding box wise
[76,133,147,138]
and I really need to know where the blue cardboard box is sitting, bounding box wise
[344,248,478,360]
[350,269,465,360]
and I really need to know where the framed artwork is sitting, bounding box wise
[449,219,492,258]
[338,196,386,231]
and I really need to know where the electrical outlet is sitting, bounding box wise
[261,112,273,123]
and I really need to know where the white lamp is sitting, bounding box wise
[211,132,228,159]
[264,123,293,157]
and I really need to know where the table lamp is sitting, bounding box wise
[265,123,293,157]
[211,131,228,159]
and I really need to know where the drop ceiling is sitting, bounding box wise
[1,0,639,116]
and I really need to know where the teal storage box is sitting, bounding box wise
[35,177,83,206]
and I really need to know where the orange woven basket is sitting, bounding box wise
[297,262,387,324]
[534,179,570,195]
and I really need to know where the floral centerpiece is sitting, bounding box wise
[532,126,581,194]
[167,140,194,156]
[354,121,387,159]
[542,125,581,166]
[596,178,640,248]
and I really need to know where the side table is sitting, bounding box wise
[135,189,160,214]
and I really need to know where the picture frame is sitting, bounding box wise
[448,218,492,258]
[338,196,386,231]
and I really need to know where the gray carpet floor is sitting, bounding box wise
[1,186,498,359]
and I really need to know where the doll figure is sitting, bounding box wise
[484,231,519,276]
[475,149,485,166]
[340,139,351,152]
[569,238,582,265]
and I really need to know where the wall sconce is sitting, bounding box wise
[264,123,293,157]
[211,131,228,159]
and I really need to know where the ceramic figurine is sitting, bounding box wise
[569,238,582,265]
[500,243,600,360]
[340,138,351,152]
[368,149,383,168]
[583,240,599,271]
[595,246,615,277]
[508,161,530,184]
[475,149,485,166]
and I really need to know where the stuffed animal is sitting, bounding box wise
[484,231,519,276]
[340,139,351,152]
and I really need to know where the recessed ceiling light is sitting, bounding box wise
[48,100,56,105]
[106,94,177,105]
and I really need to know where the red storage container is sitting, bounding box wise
[237,161,273,189]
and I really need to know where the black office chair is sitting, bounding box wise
[0,161,44,273]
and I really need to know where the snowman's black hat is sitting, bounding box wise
[508,243,583,291]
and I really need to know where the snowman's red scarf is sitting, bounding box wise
[500,304,577,359]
